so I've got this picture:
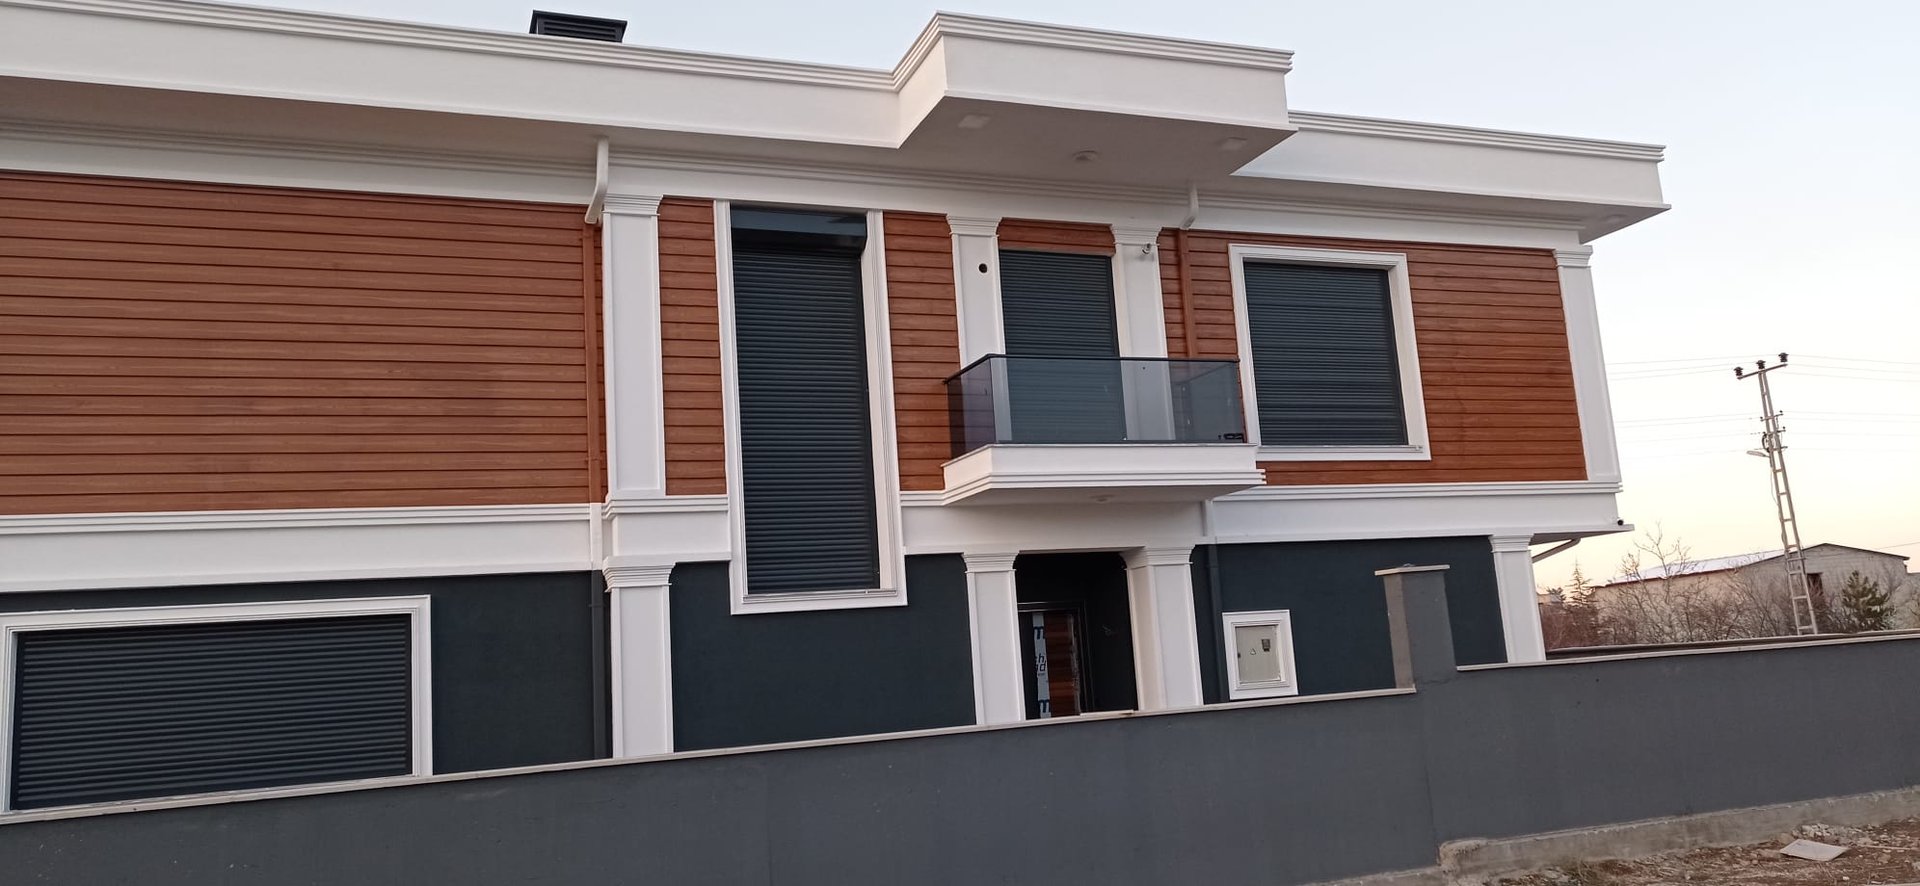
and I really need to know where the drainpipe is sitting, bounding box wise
[1201,498,1227,704]
[1532,538,1582,563]
[1175,183,1200,358]
[584,136,610,225]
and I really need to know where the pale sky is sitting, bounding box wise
[256,0,1920,584]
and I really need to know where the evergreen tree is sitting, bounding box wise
[1837,570,1892,633]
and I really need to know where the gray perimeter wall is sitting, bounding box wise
[7,571,1920,885]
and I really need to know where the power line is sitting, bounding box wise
[1798,354,1920,368]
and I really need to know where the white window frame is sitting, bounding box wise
[716,202,908,614]
[1222,609,1300,700]
[1227,244,1430,462]
[0,596,433,813]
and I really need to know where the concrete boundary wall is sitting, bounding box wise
[4,570,1919,885]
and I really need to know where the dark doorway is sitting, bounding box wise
[1015,552,1137,719]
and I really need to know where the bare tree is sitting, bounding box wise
[1594,527,1752,644]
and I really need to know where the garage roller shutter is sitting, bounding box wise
[8,614,413,810]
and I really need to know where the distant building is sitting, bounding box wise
[1566,543,1919,642]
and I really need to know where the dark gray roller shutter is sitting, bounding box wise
[1243,262,1407,446]
[9,614,413,811]
[732,213,880,595]
[998,251,1124,443]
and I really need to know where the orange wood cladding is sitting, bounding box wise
[1161,230,1586,485]
[997,218,1115,255]
[883,211,961,491]
[657,197,726,495]
[0,170,603,515]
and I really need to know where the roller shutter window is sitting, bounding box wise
[731,209,881,594]
[1242,262,1407,446]
[997,251,1125,444]
[8,614,414,811]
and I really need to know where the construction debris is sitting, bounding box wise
[1779,838,1848,861]
[1497,817,1920,886]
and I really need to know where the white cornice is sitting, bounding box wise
[602,194,663,217]
[1124,545,1195,568]
[0,503,589,535]
[1289,111,1666,162]
[922,13,1293,74]
[2,117,585,181]
[7,1,1291,91]
[1224,480,1622,502]
[6,0,899,89]
[603,495,729,517]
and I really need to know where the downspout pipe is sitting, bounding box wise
[1532,538,1582,563]
[584,136,610,225]
[1175,183,1200,359]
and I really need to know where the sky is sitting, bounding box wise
[256,0,1920,585]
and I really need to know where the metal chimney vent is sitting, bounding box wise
[529,10,627,42]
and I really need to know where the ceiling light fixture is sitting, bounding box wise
[1072,150,1100,164]
[1219,137,1248,151]
[957,114,991,130]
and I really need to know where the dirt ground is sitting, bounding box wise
[1497,819,1920,886]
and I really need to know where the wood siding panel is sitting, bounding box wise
[1163,230,1584,486]
[0,171,601,515]
[996,219,1115,255]
[658,197,726,495]
[884,212,960,491]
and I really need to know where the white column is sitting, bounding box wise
[606,560,674,756]
[1490,534,1547,663]
[1123,546,1204,709]
[1111,224,1174,440]
[1556,247,1620,485]
[963,552,1024,725]
[948,216,1004,363]
[1109,224,1169,358]
[602,194,666,499]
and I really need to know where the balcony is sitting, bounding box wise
[940,356,1264,505]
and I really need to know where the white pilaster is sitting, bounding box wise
[1109,224,1169,358]
[1123,545,1204,709]
[963,551,1024,725]
[1490,534,1547,663]
[1555,247,1620,485]
[948,216,1004,363]
[606,560,674,756]
[602,194,666,499]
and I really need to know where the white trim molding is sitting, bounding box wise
[1222,609,1300,700]
[962,552,1024,726]
[1490,534,1548,663]
[947,215,1005,362]
[1554,246,1622,485]
[0,505,592,593]
[1226,244,1431,462]
[605,561,675,757]
[602,193,668,499]
[716,203,908,614]
[0,595,433,812]
[1109,223,1169,359]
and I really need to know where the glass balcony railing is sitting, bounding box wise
[944,355,1248,457]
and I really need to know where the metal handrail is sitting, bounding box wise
[942,353,1238,385]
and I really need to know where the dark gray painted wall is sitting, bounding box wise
[13,569,1920,885]
[1194,537,1505,701]
[669,555,976,751]
[0,573,602,774]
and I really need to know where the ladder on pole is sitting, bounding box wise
[1737,354,1818,634]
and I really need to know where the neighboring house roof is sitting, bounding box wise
[1593,543,1912,587]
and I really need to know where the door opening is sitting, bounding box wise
[1014,552,1136,719]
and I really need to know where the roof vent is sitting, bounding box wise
[528,10,627,42]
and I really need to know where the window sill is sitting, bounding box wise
[729,586,906,615]
[1256,445,1430,462]
[1227,682,1301,701]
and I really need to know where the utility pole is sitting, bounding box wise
[1733,353,1818,634]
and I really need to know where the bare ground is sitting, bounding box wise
[1496,819,1920,886]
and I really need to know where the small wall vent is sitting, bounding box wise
[529,10,628,43]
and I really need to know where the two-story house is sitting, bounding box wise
[0,0,1664,813]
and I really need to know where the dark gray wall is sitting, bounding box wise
[13,569,1920,885]
[1194,537,1504,700]
[0,573,602,773]
[670,555,976,751]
